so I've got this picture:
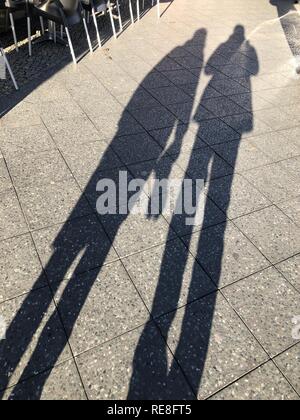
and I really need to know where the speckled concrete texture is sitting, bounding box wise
[1,0,300,400]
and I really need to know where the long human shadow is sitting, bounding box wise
[128,25,259,399]
[271,0,300,63]
[0,29,207,399]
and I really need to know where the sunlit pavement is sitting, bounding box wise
[0,0,300,400]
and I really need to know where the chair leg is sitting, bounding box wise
[9,13,19,52]
[53,22,57,43]
[39,16,45,35]
[108,3,117,39]
[27,17,32,56]
[65,26,77,65]
[116,1,123,32]
[91,7,101,48]
[82,16,93,54]
[0,48,18,90]
[136,0,140,21]
[129,0,134,24]
[157,0,160,19]
[142,0,145,10]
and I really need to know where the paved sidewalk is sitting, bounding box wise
[1,0,300,400]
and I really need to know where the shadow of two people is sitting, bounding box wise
[128,24,259,400]
[0,25,259,400]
